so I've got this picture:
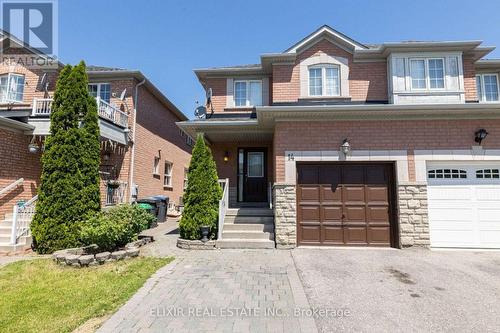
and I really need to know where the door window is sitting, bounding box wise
[247,152,264,177]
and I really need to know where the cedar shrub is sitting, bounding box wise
[179,134,222,240]
[31,61,101,253]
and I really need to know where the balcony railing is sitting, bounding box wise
[32,97,129,128]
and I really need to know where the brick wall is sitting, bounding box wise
[273,120,500,182]
[133,85,191,206]
[203,77,227,113]
[463,56,478,102]
[0,128,41,220]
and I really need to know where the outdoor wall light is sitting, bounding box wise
[103,151,111,161]
[223,151,230,162]
[28,143,39,154]
[475,129,488,145]
[340,138,351,155]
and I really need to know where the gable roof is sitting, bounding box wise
[284,25,368,53]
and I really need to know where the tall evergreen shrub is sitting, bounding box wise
[179,134,222,240]
[31,61,101,253]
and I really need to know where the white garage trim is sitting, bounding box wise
[284,150,408,184]
[414,148,500,182]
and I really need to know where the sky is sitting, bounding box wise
[58,0,500,119]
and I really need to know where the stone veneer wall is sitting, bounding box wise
[273,183,296,249]
[398,184,430,247]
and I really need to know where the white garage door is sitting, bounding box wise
[427,162,500,248]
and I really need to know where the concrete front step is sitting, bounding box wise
[223,223,274,232]
[222,230,274,240]
[226,208,273,217]
[225,216,274,224]
[216,238,275,249]
[0,226,12,236]
[0,236,11,243]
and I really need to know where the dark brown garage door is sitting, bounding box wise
[297,163,395,247]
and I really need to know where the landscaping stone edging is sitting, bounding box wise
[52,237,153,267]
[176,238,215,250]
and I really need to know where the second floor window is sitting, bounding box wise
[308,65,340,97]
[234,80,262,107]
[410,58,445,90]
[476,74,499,102]
[0,73,25,103]
[88,83,111,103]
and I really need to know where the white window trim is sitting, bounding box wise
[0,73,25,103]
[153,156,160,176]
[163,161,173,188]
[476,73,499,103]
[183,167,189,190]
[299,54,349,98]
[409,57,446,91]
[233,80,262,107]
[308,64,341,97]
[88,82,111,102]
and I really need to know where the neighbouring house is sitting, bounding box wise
[0,34,192,252]
[178,25,500,250]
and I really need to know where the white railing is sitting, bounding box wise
[96,97,129,128]
[0,178,23,198]
[31,97,129,128]
[217,178,229,240]
[268,181,273,209]
[32,98,53,116]
[105,181,128,206]
[11,195,37,245]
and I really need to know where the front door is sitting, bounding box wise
[238,148,267,202]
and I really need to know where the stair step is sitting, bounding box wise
[0,219,13,226]
[223,223,274,232]
[225,216,274,224]
[0,236,11,243]
[222,231,274,240]
[0,226,12,236]
[226,208,273,217]
[216,239,275,249]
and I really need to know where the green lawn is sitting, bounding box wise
[0,257,172,333]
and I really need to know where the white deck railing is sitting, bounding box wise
[32,97,129,128]
[217,178,229,240]
[11,195,37,245]
[0,178,23,198]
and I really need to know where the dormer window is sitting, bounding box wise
[0,73,25,103]
[410,58,445,90]
[308,64,340,97]
[234,80,262,107]
[476,74,499,102]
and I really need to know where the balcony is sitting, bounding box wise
[32,97,129,128]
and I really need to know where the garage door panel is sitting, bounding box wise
[299,206,320,221]
[322,206,342,221]
[297,163,393,247]
[368,227,391,244]
[427,162,500,249]
[322,226,344,244]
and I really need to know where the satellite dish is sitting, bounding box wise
[40,73,47,87]
[195,105,207,119]
[206,88,212,105]
[119,88,127,101]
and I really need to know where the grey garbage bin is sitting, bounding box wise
[151,195,169,223]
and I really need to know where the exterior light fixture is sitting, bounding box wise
[103,151,111,161]
[340,138,351,155]
[223,151,230,162]
[475,129,488,145]
[28,143,39,154]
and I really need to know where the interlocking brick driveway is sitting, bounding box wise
[98,248,316,333]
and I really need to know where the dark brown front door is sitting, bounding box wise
[296,163,395,247]
[238,148,267,202]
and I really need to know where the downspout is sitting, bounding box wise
[128,78,146,202]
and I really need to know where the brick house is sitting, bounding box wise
[0,36,192,251]
[178,25,500,249]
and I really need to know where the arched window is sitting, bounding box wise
[476,169,500,179]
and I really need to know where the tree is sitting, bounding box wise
[179,134,222,240]
[31,61,101,253]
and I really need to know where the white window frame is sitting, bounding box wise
[0,73,25,103]
[163,161,173,188]
[183,167,189,190]
[153,156,160,176]
[476,73,499,103]
[409,58,446,91]
[233,80,262,107]
[308,64,341,97]
[88,83,111,103]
